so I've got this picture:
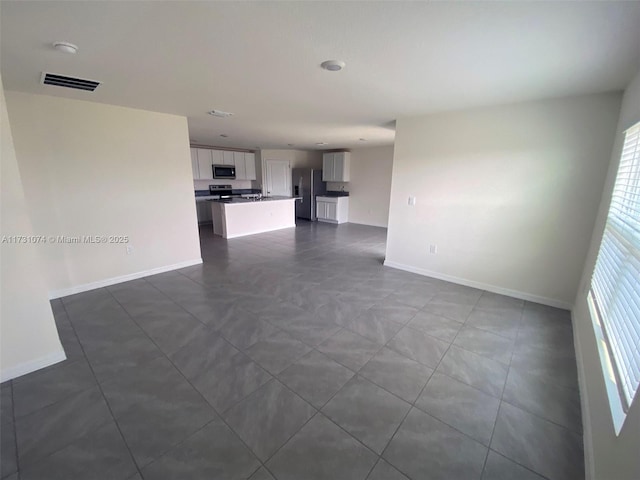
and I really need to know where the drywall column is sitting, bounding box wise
[1,75,64,381]
[327,145,394,227]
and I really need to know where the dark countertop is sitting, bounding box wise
[195,188,262,197]
[210,196,301,204]
[319,191,349,197]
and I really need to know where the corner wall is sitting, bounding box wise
[572,70,640,480]
[1,77,63,381]
[386,92,622,307]
[327,145,394,228]
[5,91,202,298]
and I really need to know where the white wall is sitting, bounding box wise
[386,92,621,308]
[5,91,202,298]
[327,145,394,227]
[1,78,64,381]
[572,71,640,480]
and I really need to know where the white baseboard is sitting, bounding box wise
[383,260,573,310]
[572,312,595,480]
[1,348,67,382]
[48,258,203,299]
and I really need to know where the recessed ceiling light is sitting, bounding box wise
[220,134,228,138]
[208,110,234,118]
[316,142,328,146]
[52,41,78,54]
[320,60,345,72]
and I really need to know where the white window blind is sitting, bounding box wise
[591,121,640,410]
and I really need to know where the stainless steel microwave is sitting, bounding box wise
[213,165,236,179]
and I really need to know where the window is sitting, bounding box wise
[590,121,640,432]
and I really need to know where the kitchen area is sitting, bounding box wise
[192,146,352,238]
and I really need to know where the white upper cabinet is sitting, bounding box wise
[190,147,257,181]
[322,153,334,182]
[232,152,257,181]
[196,148,213,179]
[190,148,200,179]
[244,153,256,181]
[211,149,224,165]
[233,151,246,179]
[222,151,235,165]
[322,152,350,182]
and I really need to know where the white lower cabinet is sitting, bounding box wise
[316,196,348,224]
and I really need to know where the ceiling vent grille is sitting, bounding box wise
[40,72,101,92]
[208,109,234,118]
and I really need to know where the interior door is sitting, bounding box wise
[265,160,291,197]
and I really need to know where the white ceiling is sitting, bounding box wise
[2,1,640,150]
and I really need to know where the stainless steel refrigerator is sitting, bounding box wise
[292,168,326,220]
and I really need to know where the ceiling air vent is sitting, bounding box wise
[208,109,233,118]
[40,72,101,92]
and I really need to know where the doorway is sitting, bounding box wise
[264,159,291,197]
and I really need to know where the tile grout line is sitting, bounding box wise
[11,310,140,471]
[113,264,397,477]
[297,285,524,468]
[25,225,578,480]
[479,300,525,478]
[482,301,567,480]
[138,277,223,330]
[370,289,482,479]
[59,298,144,480]
[103,287,279,476]
[481,300,577,480]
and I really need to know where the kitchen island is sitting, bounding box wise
[209,196,300,239]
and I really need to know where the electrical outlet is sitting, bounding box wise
[126,245,134,255]
[429,244,437,254]
[408,196,416,206]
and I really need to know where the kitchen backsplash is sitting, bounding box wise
[193,179,253,190]
[327,181,349,192]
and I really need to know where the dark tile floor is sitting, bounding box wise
[0,222,584,480]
